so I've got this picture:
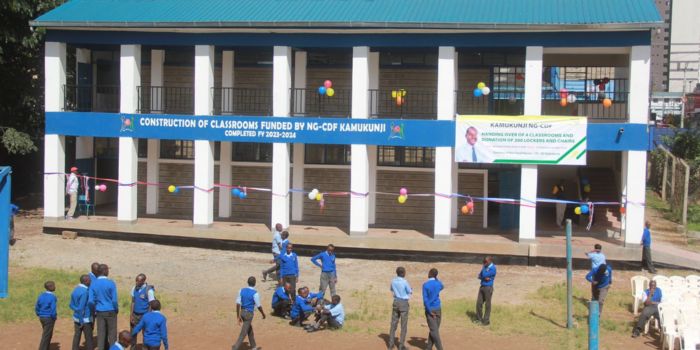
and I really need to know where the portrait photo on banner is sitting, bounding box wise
[454,117,495,164]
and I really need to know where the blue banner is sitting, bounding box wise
[46,112,455,147]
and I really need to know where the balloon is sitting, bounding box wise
[168,185,176,193]
[560,98,567,107]
[308,191,316,200]
[173,187,180,194]
[239,192,247,199]
[560,88,568,99]
[620,206,626,214]
[315,193,323,201]
[480,87,490,96]
[477,82,486,89]
[95,185,101,191]
[567,94,577,104]
[99,184,107,192]
[583,184,591,193]
[467,201,474,210]
[397,195,407,204]
[232,188,241,197]
[326,88,335,97]
[399,188,408,196]
[552,185,559,195]
[392,90,397,98]
[602,98,612,108]
[581,178,589,185]
[598,83,606,91]
[461,205,469,215]
[324,80,333,89]
[395,95,403,106]
[473,88,483,97]
[574,207,582,215]
[581,204,590,214]
[318,86,326,95]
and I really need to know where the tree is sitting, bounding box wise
[0,0,64,155]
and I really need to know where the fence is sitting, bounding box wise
[648,146,689,225]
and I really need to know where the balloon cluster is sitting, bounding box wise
[593,78,612,108]
[232,187,248,199]
[308,188,324,209]
[397,188,408,204]
[167,185,180,194]
[574,204,590,215]
[392,89,406,107]
[461,198,475,215]
[473,82,490,97]
[558,88,578,107]
[93,184,108,192]
[318,80,335,97]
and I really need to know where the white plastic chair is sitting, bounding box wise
[631,275,650,315]
[686,275,700,293]
[658,303,681,350]
[654,275,672,292]
[670,276,688,293]
[678,309,700,350]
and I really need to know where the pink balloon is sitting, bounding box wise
[399,188,408,196]
[99,184,107,192]
[323,80,332,89]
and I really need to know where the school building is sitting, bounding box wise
[33,0,662,247]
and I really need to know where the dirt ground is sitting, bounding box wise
[2,212,667,349]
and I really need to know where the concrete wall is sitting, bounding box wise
[302,167,350,226]
[375,170,434,230]
[230,166,272,223]
[669,0,700,93]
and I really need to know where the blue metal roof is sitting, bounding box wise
[33,0,662,29]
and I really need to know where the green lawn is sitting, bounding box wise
[0,267,174,324]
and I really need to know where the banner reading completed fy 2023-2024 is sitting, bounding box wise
[455,115,587,165]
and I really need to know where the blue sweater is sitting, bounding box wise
[422,278,443,312]
[277,252,299,278]
[585,265,613,289]
[70,284,92,323]
[272,286,290,306]
[311,251,336,273]
[642,228,652,247]
[132,311,168,349]
[89,276,119,313]
[35,291,57,319]
[290,295,315,319]
[478,263,497,287]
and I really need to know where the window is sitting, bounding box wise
[160,140,194,159]
[94,138,118,158]
[305,145,350,165]
[378,146,434,167]
[232,142,273,162]
[138,139,147,158]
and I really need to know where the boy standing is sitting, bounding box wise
[35,281,57,350]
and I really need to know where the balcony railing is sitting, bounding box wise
[64,85,119,112]
[138,86,194,114]
[369,89,437,119]
[291,88,351,117]
[213,87,272,116]
[542,78,629,120]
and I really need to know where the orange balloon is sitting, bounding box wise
[396,95,403,106]
[602,98,612,108]
[560,98,567,107]
[620,206,626,214]
[461,205,469,215]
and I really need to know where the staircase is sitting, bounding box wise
[578,167,621,228]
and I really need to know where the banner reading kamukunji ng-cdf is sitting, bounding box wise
[454,115,587,165]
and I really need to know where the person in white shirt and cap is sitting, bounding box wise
[66,166,80,219]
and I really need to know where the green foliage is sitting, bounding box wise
[670,131,700,160]
[0,0,65,154]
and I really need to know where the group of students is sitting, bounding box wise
[34,262,169,350]
[584,242,664,339]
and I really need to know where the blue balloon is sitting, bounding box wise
[473,88,483,97]
[232,188,241,197]
[318,86,327,95]
[173,187,180,194]
[581,204,590,214]
[581,178,590,185]
[239,192,248,199]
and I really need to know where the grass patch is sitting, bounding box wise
[0,267,176,323]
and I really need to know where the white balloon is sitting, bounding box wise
[480,87,490,95]
[567,94,577,103]
[308,192,316,200]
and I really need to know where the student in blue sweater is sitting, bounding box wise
[271,282,293,317]
[233,276,266,350]
[131,300,168,350]
[70,274,94,350]
[290,287,323,327]
[423,268,444,350]
[586,263,612,314]
[311,244,337,297]
[35,280,57,350]
[476,256,497,326]
[90,264,119,350]
[109,330,132,350]
[277,242,299,299]
[130,273,156,350]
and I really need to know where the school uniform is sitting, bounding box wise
[290,295,315,326]
[633,288,663,336]
[109,343,126,350]
[276,251,299,299]
[232,286,261,350]
[422,278,444,350]
[35,290,57,350]
[311,250,337,297]
[263,230,283,277]
[271,286,292,316]
[586,265,612,313]
[130,284,156,349]
[641,228,657,273]
[317,302,344,329]
[388,276,412,350]
[476,263,497,325]
[90,276,119,350]
[131,311,169,350]
[70,283,94,350]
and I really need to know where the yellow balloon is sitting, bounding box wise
[326,88,335,97]
[477,82,486,89]
[168,185,176,193]
[583,185,591,193]
[315,193,323,201]
[574,207,582,215]
[391,90,397,98]
[397,195,407,204]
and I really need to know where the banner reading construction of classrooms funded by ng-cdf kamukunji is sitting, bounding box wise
[454,115,587,165]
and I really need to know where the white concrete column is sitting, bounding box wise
[368,51,379,225]
[518,46,543,242]
[434,46,456,238]
[43,43,68,220]
[146,49,164,215]
[150,49,164,109]
[218,50,234,218]
[118,44,141,222]
[451,52,459,229]
[622,46,651,245]
[75,48,94,148]
[291,51,307,222]
[193,45,215,226]
[350,46,370,235]
[271,46,292,228]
